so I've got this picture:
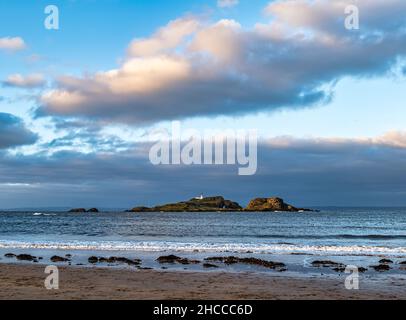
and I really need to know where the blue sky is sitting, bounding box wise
[1,0,406,208]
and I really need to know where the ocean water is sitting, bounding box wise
[0,208,406,273]
[0,208,406,254]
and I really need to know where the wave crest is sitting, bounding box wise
[0,240,405,256]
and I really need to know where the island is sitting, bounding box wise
[69,208,100,213]
[128,196,316,213]
[130,196,241,212]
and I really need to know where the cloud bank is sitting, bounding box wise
[1,131,406,207]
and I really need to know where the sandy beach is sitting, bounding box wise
[0,264,405,300]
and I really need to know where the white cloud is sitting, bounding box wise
[0,37,26,52]
[217,0,239,8]
[189,19,242,62]
[3,74,46,88]
[374,131,406,149]
[128,18,200,57]
[38,1,406,124]
[264,131,406,150]
[264,0,406,35]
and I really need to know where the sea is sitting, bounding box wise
[0,208,405,276]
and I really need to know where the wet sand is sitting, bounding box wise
[0,264,405,300]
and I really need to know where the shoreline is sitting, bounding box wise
[1,209,406,300]
[1,247,406,277]
[0,263,405,300]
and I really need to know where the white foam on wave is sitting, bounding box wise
[0,240,405,256]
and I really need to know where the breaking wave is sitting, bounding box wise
[0,239,405,256]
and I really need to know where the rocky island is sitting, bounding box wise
[69,208,99,213]
[129,196,316,213]
[130,196,242,212]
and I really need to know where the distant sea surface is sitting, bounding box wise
[0,208,405,256]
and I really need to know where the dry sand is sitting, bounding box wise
[0,264,405,300]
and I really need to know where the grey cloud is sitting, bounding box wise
[0,113,38,149]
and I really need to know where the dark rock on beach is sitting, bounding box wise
[16,254,37,261]
[4,253,16,258]
[87,208,99,213]
[241,257,286,269]
[205,256,286,270]
[178,259,201,265]
[205,256,238,265]
[156,255,182,263]
[371,264,391,272]
[332,266,368,273]
[88,256,99,264]
[50,255,70,263]
[379,259,393,264]
[97,257,113,263]
[111,257,141,266]
[157,255,200,265]
[311,260,344,268]
[203,263,219,268]
[88,256,141,266]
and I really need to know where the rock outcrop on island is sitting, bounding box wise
[244,197,312,212]
[69,208,99,213]
[69,208,86,213]
[130,196,242,213]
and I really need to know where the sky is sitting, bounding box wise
[0,0,406,208]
